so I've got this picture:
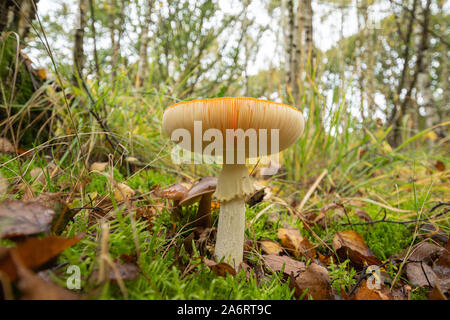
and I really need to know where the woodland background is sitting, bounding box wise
[0,0,448,300]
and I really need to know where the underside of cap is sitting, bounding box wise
[163,97,304,158]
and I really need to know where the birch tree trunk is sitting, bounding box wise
[242,0,250,96]
[304,0,313,73]
[436,0,448,139]
[355,0,365,120]
[296,0,305,95]
[290,0,300,106]
[392,0,431,146]
[416,0,436,143]
[109,0,125,84]
[89,0,100,79]
[285,0,295,98]
[73,0,88,83]
[388,0,418,147]
[136,0,154,89]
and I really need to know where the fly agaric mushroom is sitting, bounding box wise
[163,97,304,268]
[179,177,217,229]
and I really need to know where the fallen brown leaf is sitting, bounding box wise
[204,258,236,276]
[353,280,391,300]
[34,192,64,209]
[434,160,445,172]
[262,254,305,277]
[409,242,444,262]
[109,259,140,281]
[332,230,380,267]
[260,240,283,255]
[90,162,109,172]
[278,228,301,257]
[317,252,333,266]
[0,234,82,281]
[405,242,449,293]
[278,228,316,259]
[0,200,55,239]
[432,248,450,293]
[289,263,333,300]
[428,283,447,300]
[114,183,135,201]
[13,252,79,300]
[0,138,15,154]
[247,188,266,207]
[405,262,437,287]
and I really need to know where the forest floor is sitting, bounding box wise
[0,133,449,300]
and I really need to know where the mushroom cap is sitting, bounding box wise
[161,183,188,201]
[179,176,217,206]
[162,97,304,159]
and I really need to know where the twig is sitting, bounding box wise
[340,202,450,226]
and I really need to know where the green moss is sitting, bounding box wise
[410,287,428,300]
[0,36,35,105]
[354,223,412,260]
[85,168,125,195]
[127,169,176,193]
[60,208,294,300]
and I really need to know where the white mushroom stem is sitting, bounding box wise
[214,197,245,268]
[214,164,256,269]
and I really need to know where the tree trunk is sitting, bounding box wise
[390,0,431,147]
[73,0,88,83]
[355,0,367,120]
[0,0,40,40]
[436,0,448,139]
[296,0,305,100]
[285,0,295,100]
[416,4,434,143]
[0,1,12,35]
[304,0,313,73]
[136,0,154,89]
[89,0,100,79]
[388,0,418,147]
[281,0,289,85]
[0,0,52,147]
[242,0,250,96]
[109,0,125,84]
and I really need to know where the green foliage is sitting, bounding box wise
[328,258,357,295]
[354,223,412,260]
[60,207,294,300]
[127,169,176,193]
[85,168,125,195]
[410,287,429,300]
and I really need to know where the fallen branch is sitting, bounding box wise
[341,202,449,227]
